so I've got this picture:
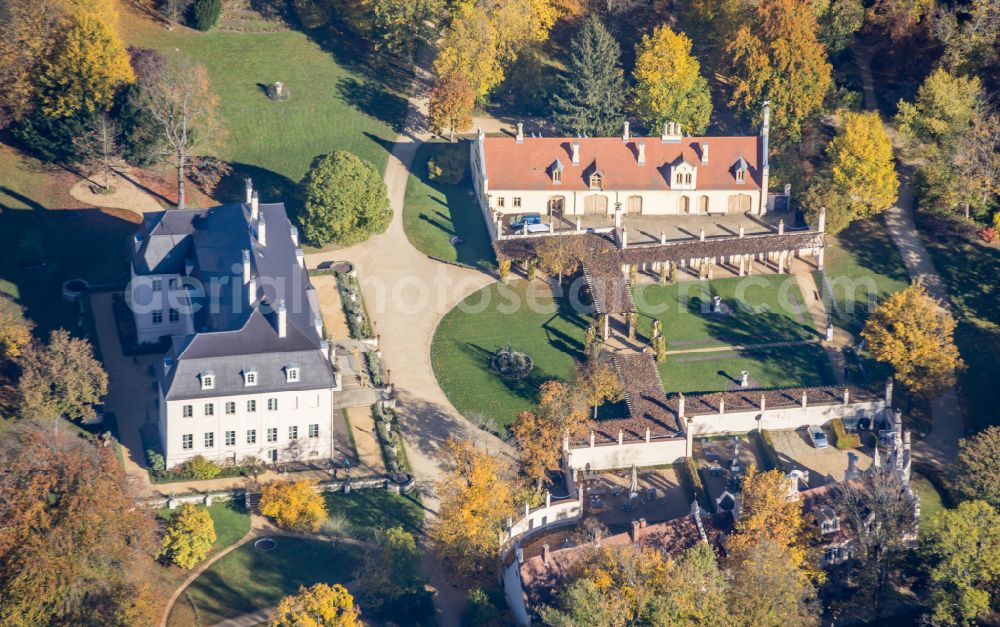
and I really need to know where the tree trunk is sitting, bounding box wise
[176,152,186,209]
[592,405,598,419]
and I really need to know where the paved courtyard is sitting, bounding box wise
[768,427,874,488]
[503,204,802,244]
[580,467,690,526]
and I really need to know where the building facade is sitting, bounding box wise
[472,112,771,220]
[129,182,341,468]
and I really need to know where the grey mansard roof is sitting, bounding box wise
[133,201,335,401]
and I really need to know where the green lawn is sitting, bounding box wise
[911,473,946,526]
[633,274,818,349]
[120,15,406,204]
[403,142,495,268]
[813,217,910,336]
[659,343,836,394]
[916,216,1000,433]
[168,537,362,626]
[432,280,590,430]
[157,501,252,553]
[322,490,424,541]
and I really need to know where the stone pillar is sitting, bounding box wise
[699,227,706,242]
[817,247,825,270]
[843,388,850,405]
[818,206,826,233]
[621,227,628,249]
[545,491,551,507]
[590,430,596,447]
[576,217,582,232]
[645,427,651,443]
[778,219,785,235]
[739,223,745,238]
[660,231,666,245]
[738,254,746,277]
[801,391,808,411]
[678,393,685,419]
[618,429,624,446]
[685,418,693,457]
[747,255,754,275]
[885,378,894,407]
[707,259,714,280]
[719,397,725,419]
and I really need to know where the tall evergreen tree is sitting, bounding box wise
[552,16,624,137]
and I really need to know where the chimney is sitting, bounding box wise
[661,122,670,142]
[257,213,267,246]
[245,178,253,204]
[248,276,257,307]
[542,543,550,566]
[885,378,894,407]
[761,101,771,136]
[296,248,305,269]
[623,121,630,142]
[701,142,709,164]
[639,518,647,528]
[162,357,174,376]
[630,520,640,543]
[242,249,251,284]
[276,299,287,338]
[516,122,524,144]
[251,191,259,220]
[290,226,299,246]
[313,316,323,338]
[571,142,580,165]
[637,141,646,165]
[516,545,524,564]
[621,227,628,249]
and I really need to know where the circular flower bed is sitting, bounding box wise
[490,344,534,380]
[253,538,277,552]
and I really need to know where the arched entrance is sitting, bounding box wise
[627,195,643,214]
[728,193,752,213]
[584,194,609,214]
[678,196,690,214]
[698,195,710,213]
[548,196,565,217]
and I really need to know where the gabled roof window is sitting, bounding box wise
[200,371,215,390]
[243,369,258,386]
[550,158,564,184]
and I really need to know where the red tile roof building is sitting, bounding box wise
[472,116,771,219]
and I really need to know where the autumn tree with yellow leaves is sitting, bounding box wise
[726,0,832,142]
[430,437,515,580]
[259,479,328,533]
[862,282,963,399]
[828,111,899,218]
[575,356,624,419]
[434,0,565,101]
[158,504,216,569]
[631,25,712,135]
[0,295,33,363]
[728,465,815,578]
[512,409,563,490]
[269,583,362,627]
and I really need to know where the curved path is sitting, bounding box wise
[851,44,962,470]
[160,515,375,627]
[305,49,514,624]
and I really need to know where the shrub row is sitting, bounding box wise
[334,271,374,339]
[372,404,406,476]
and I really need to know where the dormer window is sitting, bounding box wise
[589,173,603,190]
[733,157,750,184]
[550,158,564,184]
[286,366,300,383]
[200,372,215,390]
[684,173,692,185]
[243,369,258,386]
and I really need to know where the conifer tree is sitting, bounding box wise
[552,16,625,137]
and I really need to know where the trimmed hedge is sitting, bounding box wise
[832,418,861,449]
[676,458,711,512]
[191,0,222,31]
[751,429,783,471]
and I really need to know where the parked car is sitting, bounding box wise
[808,425,828,449]
[510,213,543,230]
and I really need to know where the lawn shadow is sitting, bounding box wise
[216,162,299,214]
[407,142,497,269]
[459,342,557,408]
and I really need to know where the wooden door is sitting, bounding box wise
[627,195,643,214]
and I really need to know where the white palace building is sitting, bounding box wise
[128,181,342,468]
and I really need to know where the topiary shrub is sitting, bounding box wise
[190,0,222,31]
[185,455,222,479]
[299,151,390,246]
[426,146,467,185]
[832,418,861,450]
